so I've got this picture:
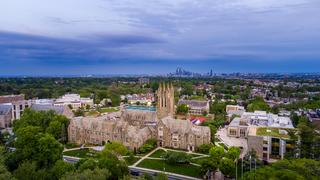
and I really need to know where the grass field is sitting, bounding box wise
[149,149,166,158]
[137,159,203,178]
[124,157,140,165]
[99,107,119,113]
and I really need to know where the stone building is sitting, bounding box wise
[157,117,211,151]
[0,104,12,128]
[178,99,210,115]
[0,94,31,121]
[68,112,154,151]
[156,82,175,119]
[68,82,211,151]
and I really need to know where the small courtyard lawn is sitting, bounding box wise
[149,149,166,158]
[166,150,203,158]
[86,110,100,117]
[99,107,119,113]
[137,159,202,178]
[63,148,97,158]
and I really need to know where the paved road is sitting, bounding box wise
[63,156,81,163]
[129,166,202,180]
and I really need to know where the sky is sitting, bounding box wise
[0,0,320,75]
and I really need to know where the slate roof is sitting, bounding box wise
[178,100,208,108]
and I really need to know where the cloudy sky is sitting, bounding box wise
[1,0,320,75]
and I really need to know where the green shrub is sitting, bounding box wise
[164,151,191,165]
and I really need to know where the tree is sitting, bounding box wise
[13,161,39,180]
[13,109,70,144]
[219,158,236,178]
[0,146,13,180]
[197,144,214,154]
[209,146,225,162]
[46,121,63,140]
[36,133,64,168]
[243,159,320,180]
[247,97,270,112]
[164,151,190,164]
[103,141,129,156]
[176,104,189,114]
[139,139,157,154]
[51,160,75,179]
[61,168,111,180]
[155,172,168,180]
[226,147,240,160]
[78,158,98,171]
[97,150,129,179]
[200,159,218,175]
[14,126,42,161]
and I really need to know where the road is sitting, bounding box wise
[129,166,202,180]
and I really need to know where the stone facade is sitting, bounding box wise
[157,117,211,151]
[0,104,12,128]
[68,112,154,151]
[156,82,175,119]
[0,94,31,121]
[68,82,211,151]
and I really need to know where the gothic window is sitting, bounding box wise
[229,129,237,136]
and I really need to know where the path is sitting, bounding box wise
[132,147,161,166]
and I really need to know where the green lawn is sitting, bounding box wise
[63,148,97,158]
[86,110,100,117]
[149,149,166,158]
[166,150,203,158]
[137,159,203,178]
[124,157,140,165]
[99,107,119,113]
[190,157,211,164]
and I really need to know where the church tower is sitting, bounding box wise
[156,82,175,119]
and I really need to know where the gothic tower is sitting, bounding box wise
[156,82,175,119]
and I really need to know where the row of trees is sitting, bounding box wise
[0,110,136,180]
[200,146,240,178]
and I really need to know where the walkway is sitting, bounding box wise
[132,147,160,166]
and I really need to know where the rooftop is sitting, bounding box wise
[255,127,295,139]
[125,105,156,112]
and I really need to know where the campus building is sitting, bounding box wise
[68,83,210,151]
[178,99,210,115]
[54,94,94,109]
[0,94,31,121]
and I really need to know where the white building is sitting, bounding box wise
[54,94,93,109]
[227,111,294,138]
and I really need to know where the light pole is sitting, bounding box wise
[241,157,243,179]
[236,159,238,180]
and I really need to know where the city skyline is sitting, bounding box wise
[1,0,320,75]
